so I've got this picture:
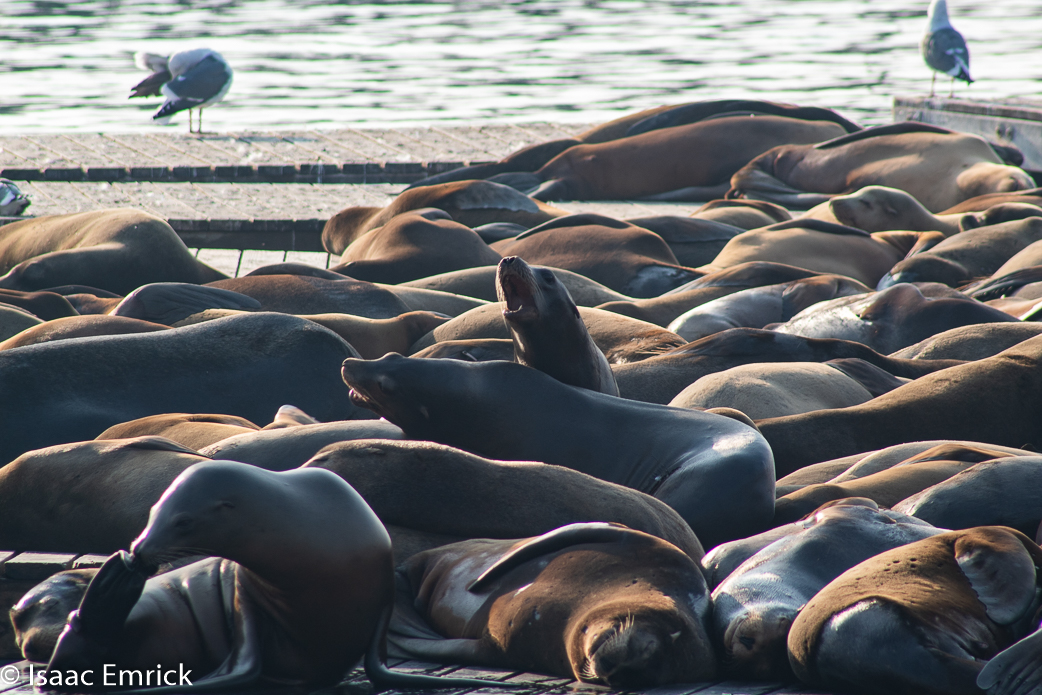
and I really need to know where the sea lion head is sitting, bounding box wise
[719,605,793,679]
[10,570,96,663]
[828,186,932,233]
[497,256,580,339]
[572,598,716,688]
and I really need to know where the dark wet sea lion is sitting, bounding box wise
[729,124,1035,212]
[0,313,371,465]
[205,275,410,318]
[341,354,775,547]
[198,420,404,470]
[702,219,917,287]
[890,322,1042,361]
[757,333,1042,476]
[712,502,942,680]
[95,413,259,451]
[611,328,961,405]
[304,438,704,562]
[879,217,1042,288]
[329,213,502,284]
[788,527,1042,695]
[497,256,618,395]
[531,115,848,201]
[392,524,716,688]
[0,210,227,295]
[624,216,743,268]
[894,455,1042,538]
[597,262,825,327]
[491,213,702,297]
[108,282,261,325]
[0,288,78,321]
[243,262,347,281]
[0,303,43,341]
[772,283,1017,355]
[0,437,208,553]
[667,274,869,343]
[402,265,628,307]
[322,180,567,254]
[12,570,98,664]
[374,283,487,317]
[0,314,170,351]
[410,337,516,362]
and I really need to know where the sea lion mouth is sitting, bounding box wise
[348,386,386,417]
[496,257,540,320]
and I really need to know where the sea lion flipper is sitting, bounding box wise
[467,522,637,593]
[978,628,1042,694]
[955,528,1038,625]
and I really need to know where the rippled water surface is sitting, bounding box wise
[3,0,1041,132]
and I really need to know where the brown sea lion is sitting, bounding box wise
[728,123,1035,212]
[95,413,259,451]
[879,217,1042,288]
[391,524,717,688]
[597,262,824,327]
[410,302,686,365]
[107,282,261,325]
[0,313,371,466]
[0,315,170,351]
[0,288,78,321]
[701,219,918,287]
[497,256,618,395]
[341,354,775,547]
[691,199,793,230]
[205,274,410,318]
[329,213,502,284]
[11,570,97,664]
[374,283,487,316]
[712,502,943,680]
[788,527,1042,695]
[322,180,567,254]
[402,264,628,307]
[668,362,879,420]
[531,115,848,201]
[611,328,961,405]
[757,333,1042,476]
[491,213,702,297]
[304,438,703,562]
[624,216,743,268]
[0,209,228,295]
[667,274,869,342]
[0,437,208,553]
[940,187,1042,214]
[890,322,1042,361]
[772,283,1017,355]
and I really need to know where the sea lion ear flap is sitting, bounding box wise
[467,522,644,593]
[955,527,1037,625]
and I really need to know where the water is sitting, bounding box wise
[2,0,1041,133]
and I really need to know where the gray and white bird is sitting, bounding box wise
[0,179,30,217]
[130,48,233,133]
[921,0,972,97]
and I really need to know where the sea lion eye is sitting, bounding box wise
[539,269,556,283]
[173,515,193,530]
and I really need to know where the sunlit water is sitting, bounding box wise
[3,0,1041,133]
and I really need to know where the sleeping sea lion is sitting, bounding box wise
[890,322,1042,361]
[402,264,628,307]
[205,275,410,318]
[95,413,259,451]
[0,315,170,351]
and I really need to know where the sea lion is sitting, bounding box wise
[410,302,686,365]
[392,523,717,688]
[894,455,1042,538]
[667,362,878,420]
[0,437,208,553]
[772,283,1017,355]
[728,123,1035,212]
[756,333,1042,476]
[667,274,870,343]
[611,328,961,405]
[597,262,825,327]
[11,570,98,664]
[491,213,702,297]
[712,501,943,680]
[0,288,78,321]
[879,217,1042,288]
[0,209,228,295]
[497,256,618,395]
[108,283,261,325]
[890,322,1042,361]
[304,438,704,562]
[95,413,259,451]
[940,187,1042,214]
[411,337,516,363]
[530,115,848,201]
[203,274,410,318]
[198,420,404,470]
[0,312,371,466]
[329,213,502,284]
[691,199,793,230]
[701,219,917,287]
[322,180,567,254]
[373,283,487,317]
[0,315,170,351]
[787,527,1042,695]
[977,625,1042,695]
[341,354,775,547]
[0,303,43,342]
[402,265,628,307]
[624,216,743,268]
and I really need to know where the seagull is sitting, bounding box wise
[921,0,972,97]
[130,48,233,133]
[0,179,30,217]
